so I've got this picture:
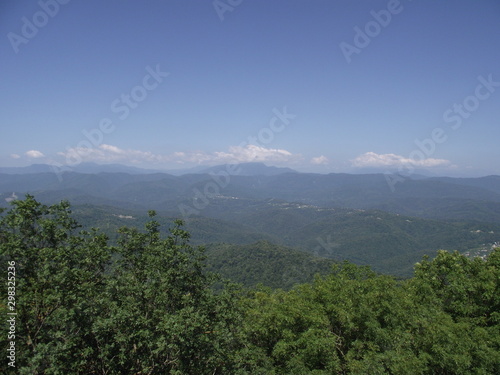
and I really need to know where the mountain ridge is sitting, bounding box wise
[2,170,500,222]
[2,169,500,277]
[0,162,298,177]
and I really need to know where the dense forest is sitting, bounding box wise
[1,196,499,374]
[2,168,500,279]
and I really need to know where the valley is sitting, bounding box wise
[2,162,499,281]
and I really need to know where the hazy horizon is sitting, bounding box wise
[2,0,499,177]
[2,160,499,179]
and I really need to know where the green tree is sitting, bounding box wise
[0,195,111,374]
[409,249,500,374]
[0,196,258,374]
[309,262,426,374]
[242,286,340,374]
[413,249,500,326]
[3,196,499,374]
[92,213,248,374]
[243,258,500,374]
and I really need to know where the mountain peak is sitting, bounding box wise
[196,162,298,176]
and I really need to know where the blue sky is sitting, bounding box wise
[1,0,499,176]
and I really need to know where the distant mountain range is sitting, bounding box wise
[0,163,159,175]
[1,163,500,222]
[1,162,499,277]
[0,162,297,176]
[196,162,297,176]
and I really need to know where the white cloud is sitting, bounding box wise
[58,144,164,165]
[57,144,299,167]
[99,144,124,154]
[25,150,45,158]
[311,155,329,165]
[213,145,295,164]
[10,154,21,159]
[351,152,451,168]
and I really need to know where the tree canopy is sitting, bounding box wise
[1,196,499,374]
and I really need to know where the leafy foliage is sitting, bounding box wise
[205,241,336,290]
[0,196,247,374]
[244,259,500,374]
[1,196,499,374]
[0,195,110,373]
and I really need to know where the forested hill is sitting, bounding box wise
[1,196,499,374]
[204,241,337,289]
[1,167,500,277]
[67,202,500,278]
[1,168,500,222]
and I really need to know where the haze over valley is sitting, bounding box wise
[2,162,499,278]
